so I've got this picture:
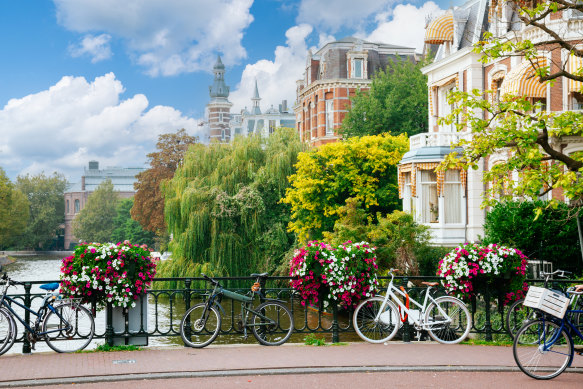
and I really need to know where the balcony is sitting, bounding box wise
[409,131,471,150]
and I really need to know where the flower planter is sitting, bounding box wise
[107,294,148,346]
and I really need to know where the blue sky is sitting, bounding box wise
[0,0,456,182]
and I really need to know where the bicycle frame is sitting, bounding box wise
[538,306,583,367]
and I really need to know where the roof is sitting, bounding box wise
[400,146,463,164]
[66,166,145,194]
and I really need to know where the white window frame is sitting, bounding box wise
[326,100,334,135]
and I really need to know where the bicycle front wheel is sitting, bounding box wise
[353,297,400,343]
[506,298,537,339]
[251,301,294,346]
[425,296,471,344]
[0,307,16,356]
[43,303,95,353]
[180,303,221,348]
[513,319,573,380]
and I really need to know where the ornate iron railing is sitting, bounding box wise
[3,275,578,353]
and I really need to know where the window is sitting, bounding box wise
[66,200,69,214]
[420,170,438,223]
[403,173,414,214]
[326,100,334,135]
[353,59,363,78]
[440,85,457,131]
[221,129,225,141]
[74,199,80,213]
[269,120,276,134]
[443,170,462,224]
[572,92,583,110]
[219,112,223,122]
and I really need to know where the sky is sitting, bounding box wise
[0,0,459,183]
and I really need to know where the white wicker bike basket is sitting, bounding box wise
[523,286,570,319]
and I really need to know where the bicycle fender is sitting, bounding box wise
[261,298,287,304]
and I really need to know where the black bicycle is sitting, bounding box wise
[0,266,95,354]
[180,273,294,348]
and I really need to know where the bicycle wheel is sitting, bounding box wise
[506,299,537,339]
[513,319,573,380]
[43,302,95,353]
[0,308,16,356]
[180,303,221,348]
[251,301,293,346]
[425,296,471,344]
[353,297,400,343]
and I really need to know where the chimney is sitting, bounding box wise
[282,100,288,112]
[81,176,85,191]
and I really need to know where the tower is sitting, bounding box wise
[251,79,261,115]
[207,55,233,142]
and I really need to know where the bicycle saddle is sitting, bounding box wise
[422,282,439,287]
[39,283,60,291]
[251,272,268,278]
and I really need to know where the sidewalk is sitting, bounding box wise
[0,342,582,387]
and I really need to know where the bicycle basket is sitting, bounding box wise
[523,286,570,319]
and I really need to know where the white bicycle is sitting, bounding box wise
[353,269,472,344]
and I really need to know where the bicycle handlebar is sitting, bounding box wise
[540,269,571,279]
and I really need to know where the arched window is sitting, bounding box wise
[74,199,80,213]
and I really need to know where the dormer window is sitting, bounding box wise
[354,59,363,78]
[348,51,368,79]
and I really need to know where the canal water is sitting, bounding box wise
[2,254,359,355]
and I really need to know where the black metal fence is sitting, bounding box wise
[3,275,579,353]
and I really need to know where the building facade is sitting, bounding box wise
[294,37,418,147]
[398,0,583,245]
[64,161,144,249]
[207,55,233,143]
[230,80,295,138]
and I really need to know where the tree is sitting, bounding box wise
[132,129,198,238]
[282,133,409,241]
[160,128,306,279]
[441,1,583,211]
[111,198,156,247]
[0,168,29,249]
[15,172,67,249]
[341,59,428,138]
[72,179,119,243]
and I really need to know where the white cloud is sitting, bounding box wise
[54,0,254,76]
[297,0,394,32]
[229,24,314,113]
[0,73,203,181]
[69,34,113,63]
[364,2,444,52]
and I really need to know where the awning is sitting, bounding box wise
[499,57,548,98]
[425,12,454,45]
[432,74,458,88]
[568,54,583,93]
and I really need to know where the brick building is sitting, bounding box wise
[398,0,583,245]
[64,161,144,249]
[294,37,418,147]
[207,55,233,142]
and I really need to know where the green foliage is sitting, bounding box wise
[92,343,141,352]
[282,133,409,241]
[304,333,327,346]
[111,198,156,247]
[161,128,305,282]
[483,200,581,272]
[15,172,67,249]
[322,198,434,275]
[341,59,428,138]
[72,179,119,243]
[0,168,29,249]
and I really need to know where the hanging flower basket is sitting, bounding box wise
[289,241,379,309]
[436,243,528,306]
[60,241,157,309]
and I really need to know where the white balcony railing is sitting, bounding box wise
[409,132,472,150]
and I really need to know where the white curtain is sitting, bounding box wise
[420,171,438,223]
[444,170,461,224]
[403,173,412,213]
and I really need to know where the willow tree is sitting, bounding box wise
[160,127,306,280]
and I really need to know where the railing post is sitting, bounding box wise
[183,279,191,342]
[22,283,32,354]
[332,300,339,343]
[106,302,114,346]
[484,289,493,342]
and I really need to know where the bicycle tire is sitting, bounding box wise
[513,319,573,380]
[425,296,471,344]
[251,301,294,346]
[43,302,95,353]
[353,297,400,343]
[180,303,221,348]
[506,298,537,339]
[0,307,16,356]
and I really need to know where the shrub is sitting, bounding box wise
[60,241,157,308]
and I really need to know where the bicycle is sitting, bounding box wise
[180,273,294,348]
[353,269,471,344]
[0,266,95,354]
[513,278,583,380]
[506,269,570,339]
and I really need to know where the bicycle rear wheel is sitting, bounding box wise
[251,301,294,346]
[513,319,573,380]
[0,307,16,356]
[425,296,471,344]
[353,297,400,343]
[43,303,95,353]
[180,303,221,348]
[506,298,537,339]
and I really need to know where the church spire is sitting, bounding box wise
[209,55,229,99]
[251,79,261,115]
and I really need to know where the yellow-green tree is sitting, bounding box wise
[0,168,29,249]
[282,133,409,241]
